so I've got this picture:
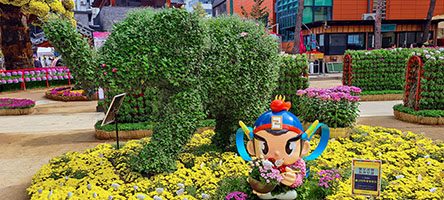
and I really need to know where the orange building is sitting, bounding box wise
[218,0,444,57]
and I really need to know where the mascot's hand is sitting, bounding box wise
[280,167,296,187]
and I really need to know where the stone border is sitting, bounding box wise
[0,107,35,115]
[393,110,444,125]
[360,94,403,101]
[95,126,215,140]
[302,122,351,138]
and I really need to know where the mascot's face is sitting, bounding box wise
[247,130,310,166]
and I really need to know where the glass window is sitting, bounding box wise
[347,34,365,50]
[314,7,332,22]
[303,7,313,23]
[367,33,374,49]
[304,0,313,6]
[328,34,347,55]
[315,0,332,6]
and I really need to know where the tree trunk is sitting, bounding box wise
[374,0,383,49]
[292,0,304,54]
[421,0,436,44]
[0,4,34,70]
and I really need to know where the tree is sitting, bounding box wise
[374,0,383,49]
[192,2,207,18]
[292,0,304,54]
[0,0,75,70]
[241,0,270,25]
[421,0,437,44]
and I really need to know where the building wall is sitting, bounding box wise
[386,0,444,20]
[332,0,370,21]
[231,0,276,25]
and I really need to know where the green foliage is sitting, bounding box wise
[94,120,154,131]
[120,8,206,174]
[274,53,309,114]
[42,17,99,89]
[102,89,155,123]
[192,2,207,18]
[415,48,444,110]
[201,15,279,148]
[360,90,404,95]
[393,104,444,117]
[344,48,412,92]
[213,175,254,200]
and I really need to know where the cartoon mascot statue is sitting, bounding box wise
[236,96,330,199]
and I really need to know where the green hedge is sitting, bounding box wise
[344,48,413,92]
[274,53,309,114]
[201,15,279,148]
[415,49,444,110]
[360,90,404,95]
[393,104,444,117]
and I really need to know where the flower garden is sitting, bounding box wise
[0,68,73,92]
[17,6,444,200]
[27,126,444,199]
[0,98,35,115]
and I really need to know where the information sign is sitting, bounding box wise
[352,159,382,197]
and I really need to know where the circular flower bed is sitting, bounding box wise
[28,126,444,199]
[393,104,444,125]
[0,98,35,115]
[45,87,91,101]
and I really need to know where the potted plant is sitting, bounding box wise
[247,157,283,193]
[296,86,361,138]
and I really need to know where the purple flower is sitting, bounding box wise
[36,70,41,74]
[18,71,22,75]
[1,73,5,76]
[63,75,69,79]
[12,71,17,75]
[1,80,6,84]
[25,77,31,82]
[13,79,19,83]
[53,76,58,80]
[7,79,13,83]
[297,90,307,96]
[48,77,52,80]
[308,92,316,98]
[31,77,36,81]
[36,77,42,81]
[66,69,70,72]
[58,75,63,80]
[24,71,29,75]
[42,77,47,80]
[30,71,35,75]
[6,72,11,76]
[18,78,23,82]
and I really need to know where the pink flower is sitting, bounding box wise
[112,68,117,73]
[256,23,259,26]
[104,72,107,75]
[241,32,248,37]
[102,63,106,68]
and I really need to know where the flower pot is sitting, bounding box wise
[247,177,277,193]
[302,122,351,138]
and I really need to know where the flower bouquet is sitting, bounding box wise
[247,157,283,193]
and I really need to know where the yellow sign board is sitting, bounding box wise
[308,53,324,60]
[352,159,382,197]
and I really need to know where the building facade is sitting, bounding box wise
[221,0,444,57]
[185,0,213,17]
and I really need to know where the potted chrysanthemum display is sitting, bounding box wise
[247,157,283,193]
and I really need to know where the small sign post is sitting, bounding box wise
[352,159,382,197]
[101,93,126,149]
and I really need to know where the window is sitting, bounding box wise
[303,7,313,23]
[212,0,226,17]
[315,0,332,6]
[305,0,313,6]
[328,34,347,55]
[367,33,374,49]
[347,34,365,50]
[314,7,332,22]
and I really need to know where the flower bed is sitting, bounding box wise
[296,86,361,128]
[0,98,35,115]
[0,68,73,92]
[45,87,92,101]
[393,104,444,125]
[28,126,444,199]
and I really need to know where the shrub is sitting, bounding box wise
[274,53,309,114]
[42,17,99,89]
[201,15,279,148]
[296,86,361,128]
[393,104,444,117]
